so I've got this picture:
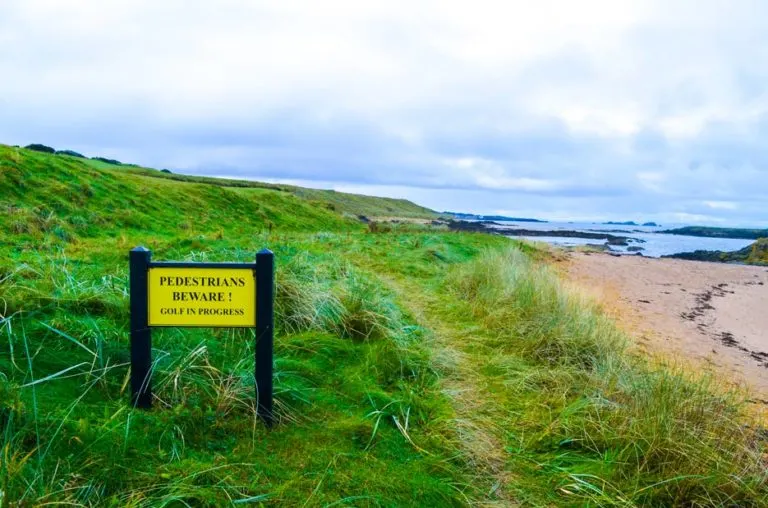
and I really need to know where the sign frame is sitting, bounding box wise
[129,247,275,426]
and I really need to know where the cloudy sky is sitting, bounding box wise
[2,1,767,225]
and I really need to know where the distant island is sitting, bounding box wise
[661,226,768,240]
[603,221,659,227]
[446,212,547,222]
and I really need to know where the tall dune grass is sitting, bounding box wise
[275,253,401,341]
[0,241,456,505]
[2,216,767,505]
[448,247,768,505]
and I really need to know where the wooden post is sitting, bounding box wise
[255,249,275,426]
[130,247,152,409]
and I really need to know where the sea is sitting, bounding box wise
[493,221,755,258]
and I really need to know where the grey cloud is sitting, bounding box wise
[1,0,768,225]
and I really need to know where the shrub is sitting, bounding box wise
[747,238,768,264]
[10,220,31,234]
[24,143,55,154]
[91,157,122,165]
[275,261,342,335]
[67,215,89,230]
[79,182,94,198]
[368,221,392,234]
[333,274,397,340]
[56,150,85,158]
[274,255,400,342]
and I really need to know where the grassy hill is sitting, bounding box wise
[116,164,438,219]
[0,144,436,242]
[290,187,437,219]
[745,238,768,263]
[666,238,768,265]
[77,148,437,219]
[661,225,768,240]
[1,146,357,242]
[1,144,767,506]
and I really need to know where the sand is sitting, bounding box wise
[564,252,768,397]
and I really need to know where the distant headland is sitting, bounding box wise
[660,226,768,240]
[445,212,547,222]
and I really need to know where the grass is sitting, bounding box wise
[661,226,768,240]
[75,150,438,220]
[746,238,768,264]
[1,144,767,505]
[0,234,469,506]
[290,188,438,220]
[440,248,767,505]
[666,238,768,265]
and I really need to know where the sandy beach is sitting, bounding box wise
[565,252,768,397]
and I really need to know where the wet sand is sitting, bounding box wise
[565,252,768,396]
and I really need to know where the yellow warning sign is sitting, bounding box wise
[148,267,256,327]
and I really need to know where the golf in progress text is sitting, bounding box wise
[148,267,256,327]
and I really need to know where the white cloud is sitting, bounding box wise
[672,212,727,224]
[635,172,667,193]
[1,0,767,224]
[704,201,738,210]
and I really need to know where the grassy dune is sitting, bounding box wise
[1,145,767,505]
[117,164,437,219]
[443,249,767,505]
[661,226,768,240]
[745,238,768,264]
[77,147,438,220]
[667,238,768,265]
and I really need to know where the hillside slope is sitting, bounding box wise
[665,238,768,265]
[115,162,437,219]
[0,144,437,243]
[0,145,353,239]
[661,225,768,240]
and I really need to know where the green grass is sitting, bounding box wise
[745,238,768,264]
[1,144,767,506]
[74,149,437,219]
[290,188,437,219]
[1,145,356,242]
[661,226,768,240]
[0,233,474,506]
[666,238,768,265]
[440,248,767,505]
[0,144,436,241]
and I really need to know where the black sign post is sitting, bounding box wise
[128,247,275,426]
[129,247,152,409]
[255,249,275,426]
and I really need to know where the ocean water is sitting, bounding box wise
[494,221,755,258]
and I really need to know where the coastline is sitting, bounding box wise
[444,219,638,245]
[440,218,768,396]
[441,218,760,258]
[564,251,768,398]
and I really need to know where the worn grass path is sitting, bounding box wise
[374,272,518,506]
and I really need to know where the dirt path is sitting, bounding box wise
[565,252,768,397]
[380,275,516,506]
